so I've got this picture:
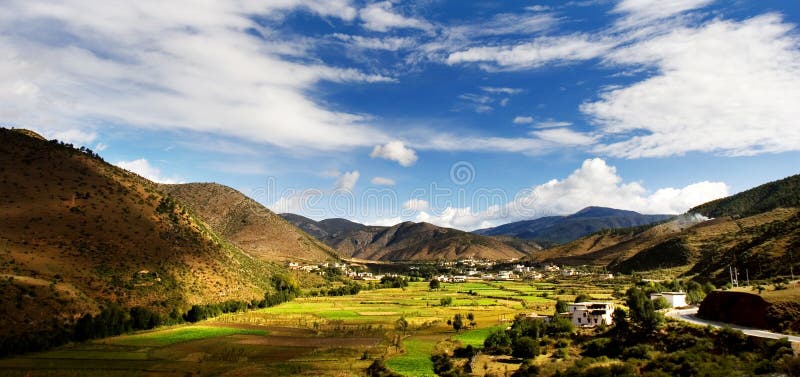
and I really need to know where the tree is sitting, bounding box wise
[395,316,409,336]
[440,296,453,306]
[512,336,539,359]
[611,307,629,338]
[555,299,569,314]
[429,279,441,290]
[626,288,663,335]
[574,293,592,303]
[484,330,512,354]
[653,297,671,310]
[452,314,464,332]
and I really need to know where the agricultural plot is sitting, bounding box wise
[0,279,621,376]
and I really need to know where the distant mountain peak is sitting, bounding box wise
[474,206,672,245]
[570,206,639,218]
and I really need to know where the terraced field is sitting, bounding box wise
[0,279,622,376]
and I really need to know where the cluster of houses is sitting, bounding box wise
[524,291,689,329]
[286,261,387,281]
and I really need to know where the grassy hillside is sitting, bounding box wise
[531,209,800,285]
[282,215,542,261]
[0,128,303,344]
[160,183,338,262]
[690,173,800,217]
[333,221,542,261]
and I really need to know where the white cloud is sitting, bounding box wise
[115,158,183,184]
[359,1,432,32]
[0,1,394,153]
[584,14,800,158]
[370,141,418,166]
[513,116,534,124]
[446,34,615,70]
[525,5,550,12]
[410,158,728,230]
[530,128,597,146]
[367,216,403,227]
[402,198,429,211]
[481,87,523,95]
[613,0,713,28]
[47,129,97,145]
[535,121,572,129]
[332,33,414,51]
[370,176,396,186]
[335,170,360,191]
[94,142,108,152]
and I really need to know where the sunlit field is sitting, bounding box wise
[0,279,624,376]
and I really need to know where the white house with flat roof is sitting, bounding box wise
[650,292,687,308]
[568,302,614,328]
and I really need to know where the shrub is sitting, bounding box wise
[512,336,539,359]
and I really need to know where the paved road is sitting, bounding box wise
[667,307,800,343]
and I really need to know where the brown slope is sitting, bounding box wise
[0,128,297,339]
[530,208,800,285]
[328,221,541,261]
[159,183,338,262]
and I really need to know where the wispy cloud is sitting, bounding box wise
[371,176,396,186]
[0,1,394,152]
[584,14,800,157]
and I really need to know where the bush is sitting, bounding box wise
[484,330,512,355]
[652,297,670,310]
[366,358,402,377]
[512,336,539,359]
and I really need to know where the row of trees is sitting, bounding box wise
[0,275,302,357]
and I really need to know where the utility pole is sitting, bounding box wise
[746,269,750,286]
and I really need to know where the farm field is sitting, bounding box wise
[0,279,623,376]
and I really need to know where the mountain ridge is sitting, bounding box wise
[279,215,541,261]
[474,206,673,245]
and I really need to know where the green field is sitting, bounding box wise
[0,279,624,376]
[106,326,267,347]
[453,325,506,348]
[386,338,437,377]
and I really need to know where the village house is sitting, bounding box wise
[567,302,614,328]
[650,292,687,308]
[496,271,516,280]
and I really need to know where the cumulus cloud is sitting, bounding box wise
[410,158,728,230]
[115,159,183,184]
[370,176,396,186]
[359,2,432,32]
[584,14,800,158]
[370,141,418,166]
[335,170,360,191]
[0,1,394,152]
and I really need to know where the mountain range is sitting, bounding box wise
[280,214,542,261]
[528,175,800,285]
[474,206,673,245]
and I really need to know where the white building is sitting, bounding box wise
[650,292,687,308]
[497,271,515,280]
[568,302,614,328]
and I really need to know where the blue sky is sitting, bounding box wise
[2,0,799,230]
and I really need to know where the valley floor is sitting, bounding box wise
[0,279,622,376]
